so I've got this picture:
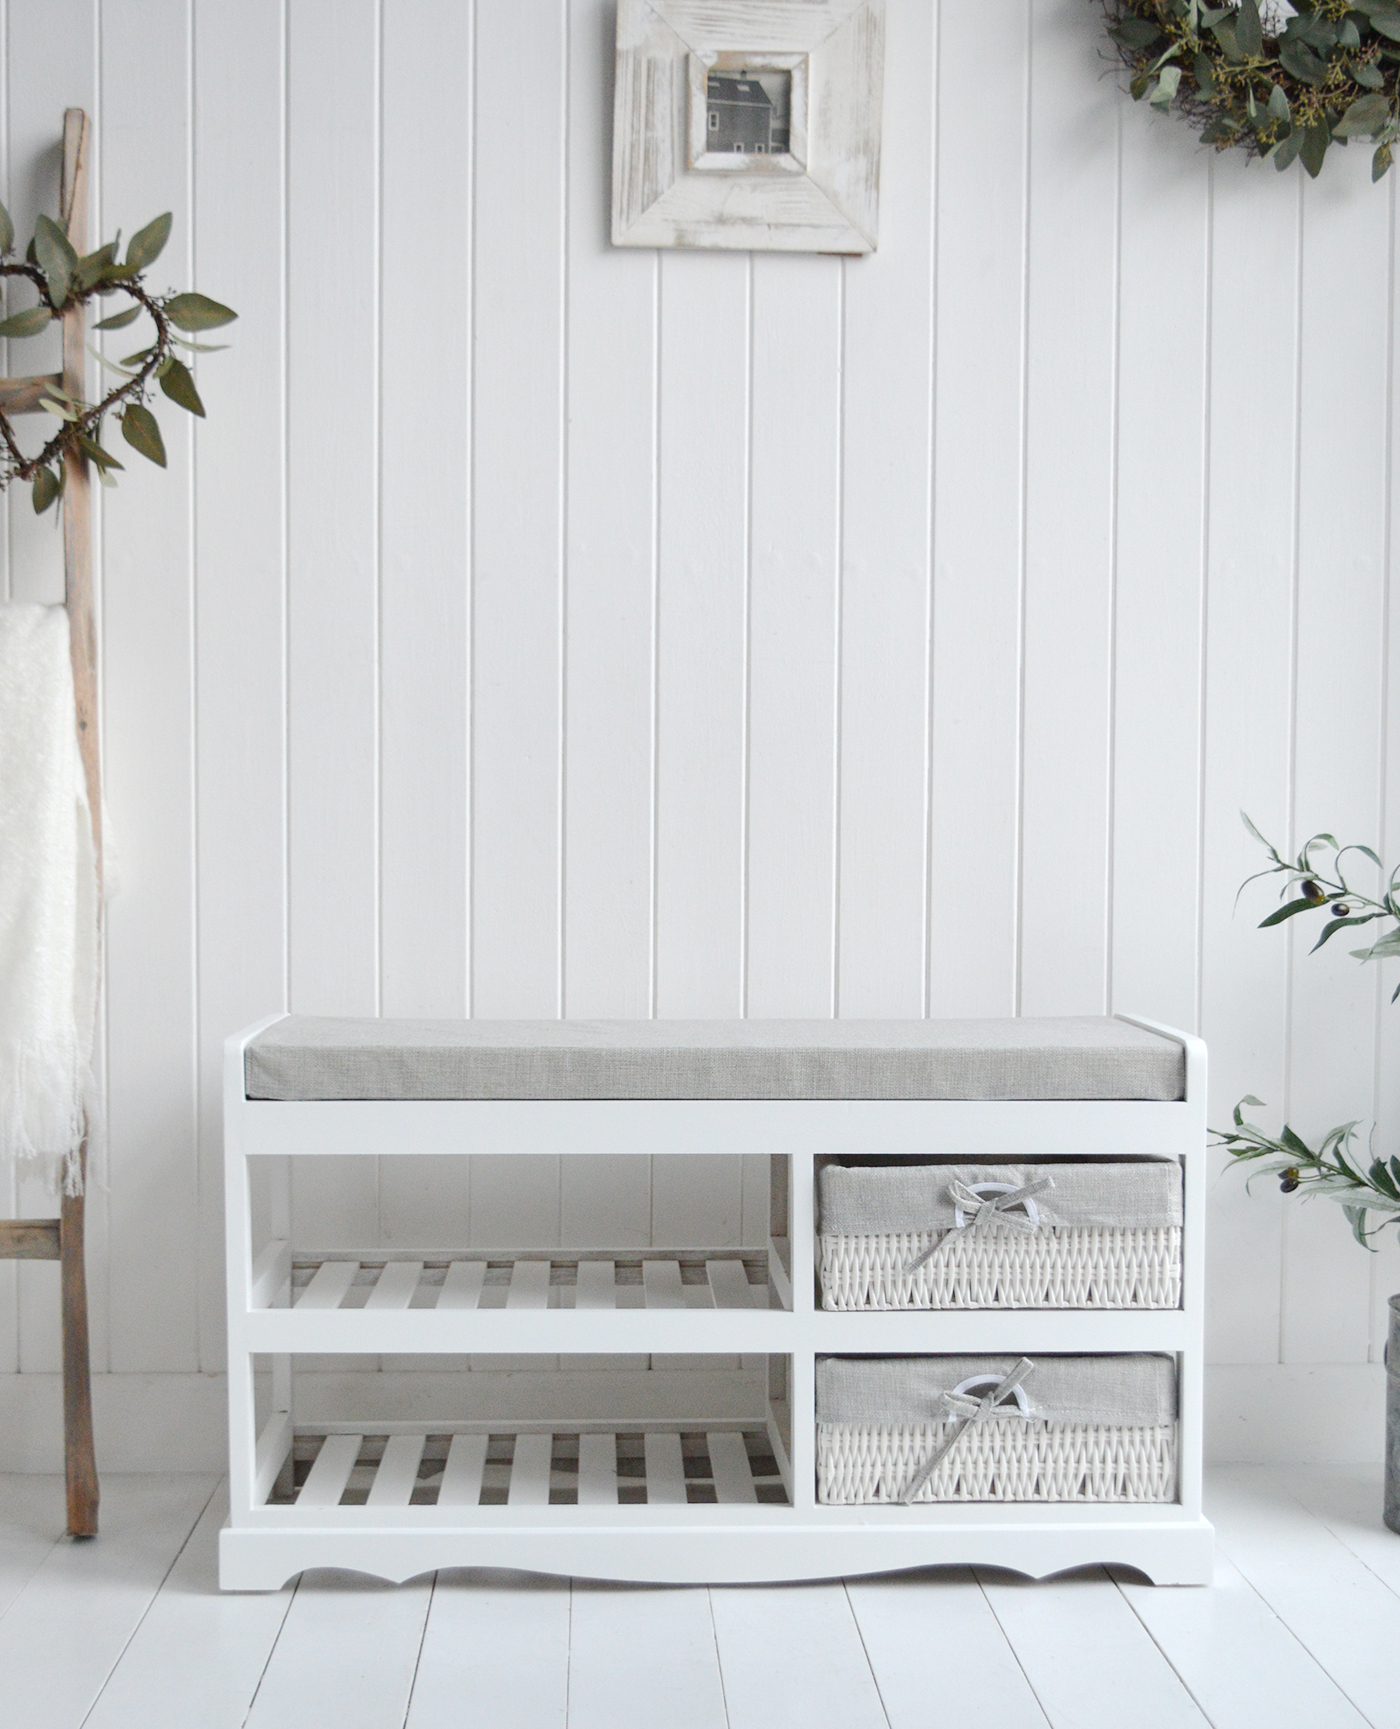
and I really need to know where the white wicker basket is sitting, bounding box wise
[818,1161,1182,1310]
[816,1354,1178,1505]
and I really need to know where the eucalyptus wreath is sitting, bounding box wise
[0,203,234,513]
[1099,0,1400,179]
[1212,815,1400,1247]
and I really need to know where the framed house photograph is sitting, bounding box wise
[611,0,884,254]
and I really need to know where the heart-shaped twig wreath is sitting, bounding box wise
[0,204,234,512]
[1100,1,1400,179]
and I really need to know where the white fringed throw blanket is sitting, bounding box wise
[0,603,98,1194]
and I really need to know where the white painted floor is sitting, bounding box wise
[0,1466,1396,1728]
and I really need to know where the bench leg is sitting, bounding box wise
[60,1146,98,1537]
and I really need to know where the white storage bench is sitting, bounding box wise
[221,1013,1212,1589]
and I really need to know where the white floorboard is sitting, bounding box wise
[404,1570,569,1729]
[1275,1464,1400,1595]
[976,1566,1211,1728]
[708,1583,888,1729]
[0,1467,1394,1728]
[1208,1466,1400,1729]
[242,1570,431,1729]
[0,1474,65,1621]
[567,1581,729,1729]
[1117,1553,1370,1729]
[0,1475,217,1729]
[847,1567,1049,1728]
[83,1484,293,1729]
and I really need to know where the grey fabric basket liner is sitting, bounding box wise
[816,1354,1177,1428]
[244,1016,1185,1102]
[818,1160,1183,1233]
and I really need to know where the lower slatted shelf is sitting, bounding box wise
[287,1250,774,1312]
[266,1425,789,1508]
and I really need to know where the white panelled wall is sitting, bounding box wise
[0,0,1396,1469]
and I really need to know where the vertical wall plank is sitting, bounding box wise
[652,249,749,1244]
[563,0,655,1024]
[1283,161,1391,1365]
[560,0,655,1249]
[654,251,748,1019]
[1110,119,1208,1033]
[467,0,567,1261]
[375,0,474,1255]
[926,0,1025,1017]
[837,0,934,1019]
[1199,158,1300,1367]
[471,0,565,1020]
[286,0,381,1251]
[1372,181,1400,1365]
[192,0,289,1371]
[745,254,840,1017]
[101,0,199,1373]
[286,0,379,1016]
[1018,0,1119,1016]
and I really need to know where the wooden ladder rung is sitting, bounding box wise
[0,1219,61,1260]
[0,372,64,415]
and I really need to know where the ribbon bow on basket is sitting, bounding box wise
[898,1358,1036,1505]
[901,1176,1053,1276]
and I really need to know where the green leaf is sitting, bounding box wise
[1341,1203,1375,1249]
[169,334,229,353]
[74,241,117,292]
[1258,895,1323,928]
[1110,18,1164,49]
[1299,122,1332,176]
[0,201,13,255]
[125,212,172,273]
[1310,912,1386,952]
[92,302,141,331]
[0,304,53,339]
[84,340,139,378]
[162,292,236,332]
[1368,10,1400,40]
[1377,142,1395,178]
[33,212,77,309]
[1236,0,1264,57]
[158,357,204,417]
[1240,1095,1268,1109]
[38,395,77,421]
[120,402,166,467]
[1279,38,1328,82]
[1211,16,1243,59]
[1334,92,1393,135]
[1150,65,1183,108]
[31,465,61,514]
[119,347,155,368]
[1193,50,1218,95]
[1353,928,1400,960]
[1268,83,1291,122]
[76,432,122,472]
[1354,58,1386,89]
[98,262,140,286]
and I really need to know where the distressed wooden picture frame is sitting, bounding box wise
[611,0,884,255]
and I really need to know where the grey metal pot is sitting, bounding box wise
[1388,1292,1400,1535]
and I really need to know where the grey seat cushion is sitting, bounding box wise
[244,1016,1185,1102]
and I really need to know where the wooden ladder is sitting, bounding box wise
[0,108,100,1539]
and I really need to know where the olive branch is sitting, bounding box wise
[1100,0,1400,180]
[0,203,234,512]
[1214,812,1400,1247]
[1211,1103,1400,1247]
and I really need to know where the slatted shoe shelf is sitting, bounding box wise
[222,1014,1213,1589]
